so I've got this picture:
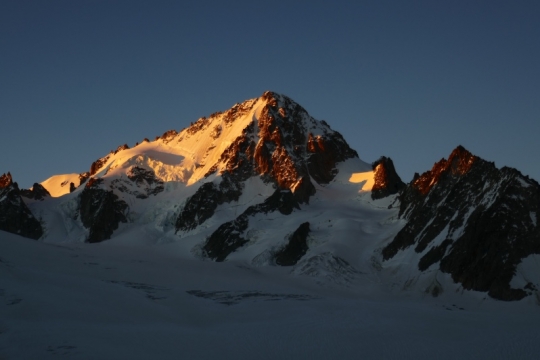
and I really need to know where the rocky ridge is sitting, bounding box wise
[383,146,540,301]
[0,173,43,240]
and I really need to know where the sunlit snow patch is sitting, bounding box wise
[40,173,81,197]
[348,171,375,191]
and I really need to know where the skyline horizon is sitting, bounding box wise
[3,87,540,189]
[2,1,539,188]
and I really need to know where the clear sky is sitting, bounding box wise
[2,0,539,189]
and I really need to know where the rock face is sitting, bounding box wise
[203,189,300,261]
[275,222,310,266]
[20,183,51,200]
[0,173,12,188]
[370,157,405,200]
[79,179,128,243]
[0,173,43,239]
[110,166,164,199]
[383,146,540,301]
[176,91,358,236]
[173,91,361,261]
[250,92,357,197]
[176,173,243,231]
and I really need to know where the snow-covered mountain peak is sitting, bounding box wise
[3,93,540,305]
[30,91,384,245]
[64,91,363,196]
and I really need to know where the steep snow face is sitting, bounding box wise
[85,97,261,187]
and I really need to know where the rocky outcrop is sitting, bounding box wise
[370,156,405,200]
[203,189,300,261]
[89,155,111,176]
[252,92,356,199]
[209,92,359,194]
[176,173,243,232]
[79,172,90,186]
[0,172,13,188]
[307,131,358,185]
[382,146,540,301]
[109,167,164,199]
[79,179,128,243]
[0,173,43,239]
[178,91,359,232]
[126,166,164,197]
[275,222,310,266]
[20,183,51,200]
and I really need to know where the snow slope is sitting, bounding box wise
[2,230,540,360]
[40,173,81,197]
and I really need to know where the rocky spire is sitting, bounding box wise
[371,156,405,200]
[0,172,43,239]
[383,145,540,301]
[0,172,13,188]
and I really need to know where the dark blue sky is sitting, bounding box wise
[2,0,539,188]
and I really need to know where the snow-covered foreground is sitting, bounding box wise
[1,231,539,360]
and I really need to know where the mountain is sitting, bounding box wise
[1,91,539,303]
[0,172,43,239]
[383,146,540,301]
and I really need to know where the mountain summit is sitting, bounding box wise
[1,92,539,302]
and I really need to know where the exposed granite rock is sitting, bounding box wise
[275,222,310,266]
[250,189,300,216]
[113,144,129,154]
[255,92,357,192]
[207,91,358,192]
[20,183,51,200]
[370,156,405,200]
[382,146,540,301]
[79,172,90,186]
[0,172,13,188]
[0,173,43,239]
[203,189,300,261]
[203,213,249,262]
[176,173,243,232]
[126,166,164,197]
[159,130,178,142]
[109,167,164,199]
[89,154,111,176]
[307,132,358,184]
[290,177,316,204]
[79,179,128,243]
[180,91,358,231]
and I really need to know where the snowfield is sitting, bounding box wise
[1,231,540,360]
